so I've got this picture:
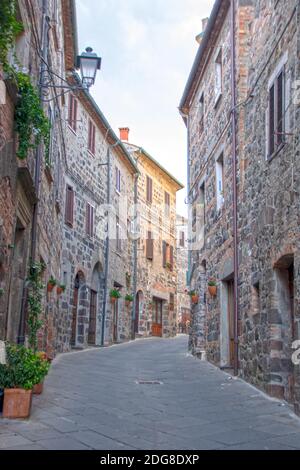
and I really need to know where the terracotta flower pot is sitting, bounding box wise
[47,283,55,293]
[57,286,63,295]
[110,297,117,304]
[208,285,217,296]
[191,295,199,304]
[3,388,32,419]
[33,381,44,395]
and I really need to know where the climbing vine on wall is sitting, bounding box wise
[0,0,23,71]
[26,261,46,352]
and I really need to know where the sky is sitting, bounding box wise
[76,0,215,216]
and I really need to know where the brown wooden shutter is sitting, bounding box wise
[180,231,185,247]
[146,231,153,260]
[65,186,74,226]
[146,176,152,203]
[170,245,174,271]
[86,203,94,236]
[162,241,167,267]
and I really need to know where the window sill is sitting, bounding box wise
[115,189,121,196]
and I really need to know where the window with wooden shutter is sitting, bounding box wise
[162,241,167,268]
[169,293,175,311]
[170,245,174,271]
[146,231,153,260]
[164,191,170,216]
[68,95,78,132]
[88,120,96,155]
[215,49,222,103]
[86,203,94,237]
[146,176,152,204]
[65,185,74,226]
[180,231,185,247]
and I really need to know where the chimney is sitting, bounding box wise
[119,127,130,142]
[195,17,209,45]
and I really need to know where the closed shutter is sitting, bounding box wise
[86,203,94,237]
[277,71,284,146]
[65,186,74,226]
[162,241,167,267]
[170,245,174,271]
[146,231,153,260]
[146,176,152,203]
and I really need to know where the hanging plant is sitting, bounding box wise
[26,261,46,353]
[8,70,51,160]
[0,0,23,71]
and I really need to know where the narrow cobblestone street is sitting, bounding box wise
[1,336,300,450]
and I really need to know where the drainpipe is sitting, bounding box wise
[101,146,111,346]
[230,0,239,376]
[18,1,49,343]
[131,173,138,340]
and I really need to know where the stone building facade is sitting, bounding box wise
[122,130,183,338]
[180,0,300,414]
[176,215,190,334]
[0,0,69,358]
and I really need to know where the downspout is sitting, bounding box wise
[101,146,111,346]
[18,0,49,343]
[230,0,239,376]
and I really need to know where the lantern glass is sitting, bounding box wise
[77,47,101,89]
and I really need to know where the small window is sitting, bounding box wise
[252,282,260,316]
[68,94,78,132]
[268,67,285,158]
[88,120,96,155]
[65,185,74,226]
[86,203,94,237]
[146,231,154,260]
[146,176,153,204]
[215,49,222,103]
[163,241,174,271]
[164,191,170,216]
[179,231,185,247]
[115,167,121,193]
[216,153,224,210]
[199,93,204,134]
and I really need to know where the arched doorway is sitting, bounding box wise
[71,271,85,347]
[135,290,144,334]
[273,254,295,404]
[88,263,104,345]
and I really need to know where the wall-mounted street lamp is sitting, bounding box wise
[40,46,101,101]
[76,47,101,90]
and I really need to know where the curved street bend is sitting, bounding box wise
[1,336,300,450]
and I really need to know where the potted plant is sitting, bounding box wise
[47,276,56,292]
[56,283,66,295]
[208,278,217,296]
[33,352,52,395]
[110,288,121,304]
[188,290,199,304]
[125,294,134,307]
[0,344,50,418]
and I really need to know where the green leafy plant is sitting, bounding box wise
[48,276,56,287]
[208,278,217,287]
[8,70,51,160]
[188,290,196,297]
[26,261,45,352]
[125,294,134,302]
[0,343,50,390]
[0,0,23,71]
[110,288,121,299]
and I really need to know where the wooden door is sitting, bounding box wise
[227,280,235,367]
[288,264,295,403]
[71,284,79,346]
[88,290,97,345]
[152,299,162,337]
